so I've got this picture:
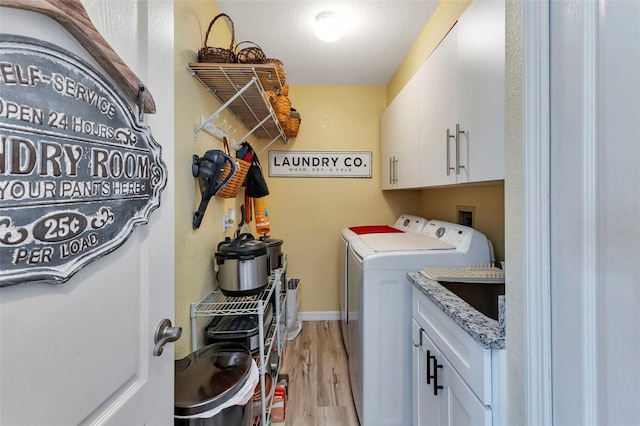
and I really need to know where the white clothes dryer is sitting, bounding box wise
[346,220,494,426]
[339,214,427,352]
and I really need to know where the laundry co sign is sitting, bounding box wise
[0,35,167,287]
[268,151,372,178]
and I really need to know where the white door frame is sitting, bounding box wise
[521,1,553,424]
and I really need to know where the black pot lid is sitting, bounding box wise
[259,234,283,247]
[217,233,267,258]
[174,342,252,416]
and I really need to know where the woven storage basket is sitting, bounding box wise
[217,157,250,198]
[216,137,250,199]
[198,13,236,63]
[284,108,301,138]
[265,90,277,105]
[271,93,291,126]
[267,58,286,85]
[235,41,267,64]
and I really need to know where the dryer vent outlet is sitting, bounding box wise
[457,205,475,228]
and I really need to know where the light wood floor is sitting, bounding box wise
[276,321,359,426]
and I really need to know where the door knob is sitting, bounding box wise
[153,318,182,356]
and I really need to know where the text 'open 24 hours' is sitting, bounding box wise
[0,35,167,287]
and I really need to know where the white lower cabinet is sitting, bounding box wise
[412,319,444,426]
[412,287,504,425]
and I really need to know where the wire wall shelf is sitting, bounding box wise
[188,63,288,144]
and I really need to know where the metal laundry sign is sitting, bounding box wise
[268,151,372,178]
[0,35,167,287]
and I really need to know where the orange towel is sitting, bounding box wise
[253,196,270,235]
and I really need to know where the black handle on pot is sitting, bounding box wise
[229,232,255,248]
[216,236,232,251]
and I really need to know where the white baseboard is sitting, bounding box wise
[298,311,341,321]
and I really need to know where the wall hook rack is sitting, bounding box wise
[197,116,243,150]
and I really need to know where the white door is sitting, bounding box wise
[550,0,640,424]
[0,1,176,424]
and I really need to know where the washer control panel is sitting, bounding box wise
[421,220,474,251]
[393,214,428,233]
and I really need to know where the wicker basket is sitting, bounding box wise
[267,58,286,85]
[271,92,291,125]
[284,108,301,138]
[216,157,250,198]
[198,14,236,63]
[265,90,277,105]
[235,41,267,64]
[216,137,250,198]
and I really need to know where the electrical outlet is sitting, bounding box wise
[222,208,235,232]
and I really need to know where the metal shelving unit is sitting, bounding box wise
[188,63,288,151]
[190,254,288,426]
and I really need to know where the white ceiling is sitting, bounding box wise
[215,0,440,86]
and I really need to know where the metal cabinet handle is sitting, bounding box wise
[413,327,423,348]
[389,157,393,185]
[455,123,466,175]
[391,156,396,183]
[433,357,444,395]
[153,318,182,356]
[393,157,399,184]
[427,350,435,384]
[446,129,455,176]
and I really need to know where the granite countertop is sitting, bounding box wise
[408,272,505,350]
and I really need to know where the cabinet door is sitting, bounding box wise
[381,73,421,189]
[440,350,493,426]
[418,322,492,426]
[380,100,397,189]
[413,321,445,426]
[413,321,435,426]
[419,23,459,187]
[456,0,505,183]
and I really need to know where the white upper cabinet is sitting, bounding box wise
[455,0,505,183]
[418,24,459,187]
[381,72,421,189]
[382,0,505,190]
[420,0,505,187]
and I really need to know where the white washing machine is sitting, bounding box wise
[339,214,427,353]
[347,220,494,426]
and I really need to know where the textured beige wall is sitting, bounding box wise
[504,0,524,423]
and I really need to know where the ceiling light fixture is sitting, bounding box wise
[314,12,343,42]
